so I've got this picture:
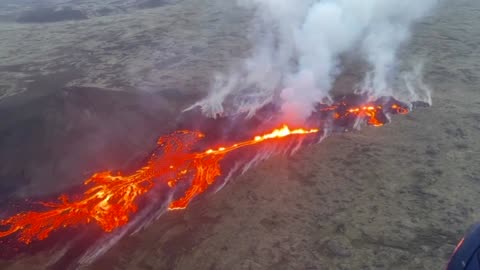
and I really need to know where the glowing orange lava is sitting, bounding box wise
[0,125,318,244]
[342,103,407,126]
[0,100,409,245]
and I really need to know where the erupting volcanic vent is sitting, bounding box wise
[0,95,413,246]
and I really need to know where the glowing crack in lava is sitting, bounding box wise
[0,100,409,244]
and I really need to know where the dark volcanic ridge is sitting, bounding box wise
[0,0,179,23]
[16,7,88,23]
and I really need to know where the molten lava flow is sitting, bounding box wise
[347,105,384,126]
[0,125,318,244]
[391,103,409,114]
[0,99,410,245]
[325,101,409,127]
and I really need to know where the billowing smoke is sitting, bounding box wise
[189,0,438,121]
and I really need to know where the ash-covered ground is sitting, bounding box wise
[1,0,480,269]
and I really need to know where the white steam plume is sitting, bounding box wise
[189,0,438,121]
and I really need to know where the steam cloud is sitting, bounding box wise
[189,0,438,121]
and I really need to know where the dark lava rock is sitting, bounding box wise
[138,0,172,9]
[0,86,180,203]
[16,7,87,23]
[325,238,352,258]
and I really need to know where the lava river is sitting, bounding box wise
[0,99,409,245]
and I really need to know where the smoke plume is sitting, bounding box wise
[189,0,438,121]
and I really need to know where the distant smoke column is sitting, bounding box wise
[192,0,437,120]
